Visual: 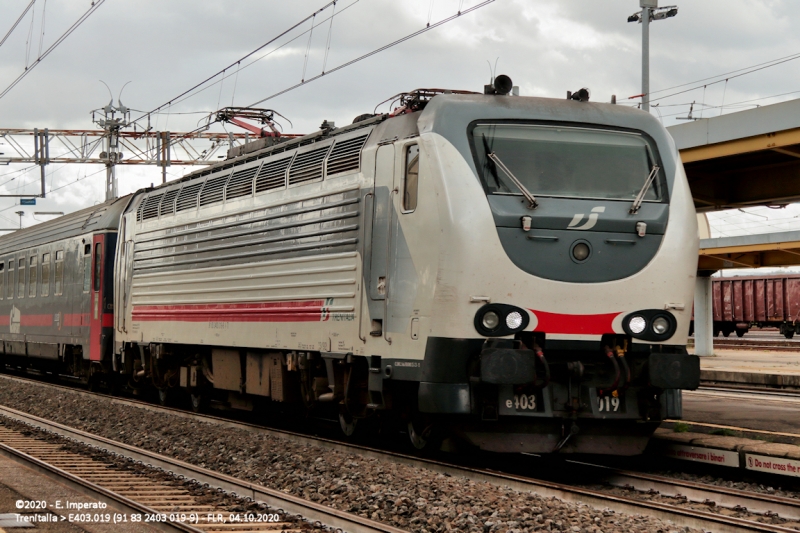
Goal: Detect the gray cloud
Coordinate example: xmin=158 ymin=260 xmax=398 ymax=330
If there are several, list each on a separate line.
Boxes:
xmin=1 ymin=0 xmax=799 ymax=235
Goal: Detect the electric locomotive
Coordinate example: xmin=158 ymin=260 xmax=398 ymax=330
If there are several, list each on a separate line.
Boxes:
xmin=0 ymin=78 xmax=700 ymax=454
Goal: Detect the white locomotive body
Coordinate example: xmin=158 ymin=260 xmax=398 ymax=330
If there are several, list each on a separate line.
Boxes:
xmin=103 ymin=90 xmax=700 ymax=454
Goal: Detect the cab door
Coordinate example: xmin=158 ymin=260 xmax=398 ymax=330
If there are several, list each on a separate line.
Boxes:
xmin=369 ymin=143 xmax=395 ymax=331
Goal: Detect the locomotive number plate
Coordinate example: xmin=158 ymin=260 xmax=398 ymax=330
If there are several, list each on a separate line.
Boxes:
xmin=504 ymin=392 xmax=542 ymax=412
xmin=596 ymin=394 xmax=625 ymax=413
xmin=510 ymin=393 xmax=537 ymax=411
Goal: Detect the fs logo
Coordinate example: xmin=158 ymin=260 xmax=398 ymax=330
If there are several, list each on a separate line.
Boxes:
xmin=567 ymin=206 xmax=605 ymax=231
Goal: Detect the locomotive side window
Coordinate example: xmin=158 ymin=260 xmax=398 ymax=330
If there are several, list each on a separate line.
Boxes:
xmin=17 ymin=258 xmax=24 ymax=299
xmin=28 ymin=255 xmax=37 ymax=298
xmin=403 ymin=144 xmax=419 ymax=212
xmin=54 ymin=250 xmax=63 ymax=296
xmin=41 ymin=253 xmax=50 ymax=297
xmin=0 ymin=262 xmax=4 ymax=300
xmin=93 ymin=243 xmax=102 ymax=292
xmin=7 ymin=261 xmax=13 ymax=299
xmin=83 ymin=244 xmax=91 ymax=292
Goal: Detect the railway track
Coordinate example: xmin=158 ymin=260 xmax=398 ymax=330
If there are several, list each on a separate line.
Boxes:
xmin=0 ymin=402 xmax=406 ymax=533
xmin=689 ymin=337 xmax=800 ymax=351
xmin=0 ymin=373 xmax=799 ymax=532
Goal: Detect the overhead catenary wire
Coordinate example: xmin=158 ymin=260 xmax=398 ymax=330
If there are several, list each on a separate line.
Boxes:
xmin=0 ymin=0 xmax=107 ymax=101
xmin=130 ymin=0 xmax=342 ymax=129
xmin=16 ymin=0 xmax=496 ymax=203
xmin=122 ymin=0 xmax=494 ymax=180
xmin=646 ymin=53 xmax=800 ymax=104
xmin=134 ymin=0 xmax=362 ymax=123
xmin=649 ymin=50 xmax=800 ymax=97
xmin=0 ymin=0 xmax=36 ymax=49
xmin=245 ymin=0 xmax=496 ymax=109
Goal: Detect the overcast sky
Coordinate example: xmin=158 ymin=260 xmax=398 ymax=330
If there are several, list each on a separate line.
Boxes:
xmin=1 ymin=0 xmax=799 ymax=237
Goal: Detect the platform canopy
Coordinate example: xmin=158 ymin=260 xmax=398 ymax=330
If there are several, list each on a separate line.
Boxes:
xmin=668 ymin=99 xmax=800 ymax=212
xmin=698 ymin=230 xmax=800 ymax=272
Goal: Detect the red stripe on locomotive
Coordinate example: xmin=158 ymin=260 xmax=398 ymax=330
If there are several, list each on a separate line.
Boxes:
xmin=132 ymin=300 xmax=328 ymax=323
xmin=530 ymin=309 xmax=621 ymax=335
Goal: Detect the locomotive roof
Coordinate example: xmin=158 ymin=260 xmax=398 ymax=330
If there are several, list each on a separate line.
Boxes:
xmin=0 ymin=195 xmax=130 ymax=255
xmin=138 ymin=113 xmax=388 ymax=196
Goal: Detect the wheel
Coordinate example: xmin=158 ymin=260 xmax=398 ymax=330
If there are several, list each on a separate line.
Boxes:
xmin=190 ymin=392 xmax=204 ymax=413
xmin=339 ymin=409 xmax=358 ymax=438
xmin=158 ymin=388 xmax=169 ymax=406
xmin=786 ymin=331 xmax=795 ymax=340
xmin=407 ymin=418 xmax=441 ymax=452
xmin=87 ymin=374 xmax=100 ymax=393
xmin=735 ymin=329 xmax=746 ymax=338
xmin=722 ymin=330 xmax=731 ymax=338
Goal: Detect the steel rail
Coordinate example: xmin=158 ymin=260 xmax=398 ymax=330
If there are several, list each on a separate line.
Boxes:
xmin=0 ymin=374 xmax=796 ymax=533
xmin=0 ymin=441 xmax=199 ymax=533
xmin=0 ymin=403 xmax=406 ymax=533
xmin=565 ymin=459 xmax=800 ymax=520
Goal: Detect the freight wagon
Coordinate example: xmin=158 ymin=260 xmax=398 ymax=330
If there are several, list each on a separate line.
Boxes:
xmin=693 ymin=275 xmax=800 ymax=338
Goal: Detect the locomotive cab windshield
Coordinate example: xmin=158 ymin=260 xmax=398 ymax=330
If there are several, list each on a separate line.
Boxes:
xmin=471 ymin=123 xmax=665 ymax=203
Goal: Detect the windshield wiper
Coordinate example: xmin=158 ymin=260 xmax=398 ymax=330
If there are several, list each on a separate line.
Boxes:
xmin=487 ymin=152 xmax=538 ymax=209
xmin=629 ymin=165 xmax=660 ymax=214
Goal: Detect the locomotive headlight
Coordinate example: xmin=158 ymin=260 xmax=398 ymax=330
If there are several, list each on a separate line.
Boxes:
xmin=652 ymin=316 xmax=670 ymax=335
xmin=506 ymin=311 xmax=523 ymax=330
xmin=628 ymin=315 xmax=647 ymax=334
xmin=475 ymin=304 xmax=530 ymax=336
xmin=482 ymin=311 xmax=500 ymax=330
xmin=623 ymin=310 xmax=676 ymax=340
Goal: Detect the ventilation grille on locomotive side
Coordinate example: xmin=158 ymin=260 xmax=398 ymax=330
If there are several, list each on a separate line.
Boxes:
xmin=159 ymin=188 xmax=180 ymax=216
xmin=288 ymin=145 xmax=332 ymax=186
xmin=255 ymin=156 xmax=293 ymax=193
xmin=226 ymin=166 xmax=259 ymax=200
xmin=199 ymin=174 xmax=230 ymax=207
xmin=326 ymin=134 xmax=369 ymax=176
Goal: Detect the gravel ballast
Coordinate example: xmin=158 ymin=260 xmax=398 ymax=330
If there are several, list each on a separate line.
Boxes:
xmin=0 ymin=377 xmax=699 ymax=533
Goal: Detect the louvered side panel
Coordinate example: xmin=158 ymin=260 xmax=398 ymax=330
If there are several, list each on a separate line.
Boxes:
xmin=159 ymin=188 xmax=180 ymax=216
xmin=288 ymin=145 xmax=331 ymax=186
xmin=225 ymin=165 xmax=259 ymax=200
xmin=141 ymin=194 xmax=164 ymax=220
xmin=127 ymin=251 xmax=360 ymax=350
xmin=255 ymin=156 xmax=292 ymax=193
xmin=199 ymin=173 xmax=230 ymax=206
xmin=175 ymin=183 xmax=203 ymax=212
xmin=326 ymin=134 xmax=369 ymax=176
xmin=131 ymin=189 xmax=360 ymax=273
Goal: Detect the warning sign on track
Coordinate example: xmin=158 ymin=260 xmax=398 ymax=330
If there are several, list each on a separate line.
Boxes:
xmin=663 ymin=444 xmax=739 ymax=467
xmin=746 ymin=454 xmax=800 ymax=477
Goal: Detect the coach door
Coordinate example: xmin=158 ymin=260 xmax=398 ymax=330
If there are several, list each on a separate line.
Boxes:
xmin=88 ymin=234 xmax=104 ymax=361
xmin=368 ymin=143 xmax=395 ymax=336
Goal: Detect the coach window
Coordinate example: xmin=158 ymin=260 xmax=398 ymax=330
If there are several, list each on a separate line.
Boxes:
xmin=0 ymin=262 xmax=4 ymax=300
xmin=28 ymin=255 xmax=37 ymax=298
xmin=7 ymin=261 xmax=13 ymax=299
xmin=93 ymin=243 xmax=102 ymax=292
xmin=40 ymin=253 xmax=50 ymax=297
xmin=403 ymin=144 xmax=419 ymax=212
xmin=83 ymin=244 xmax=91 ymax=292
xmin=54 ymin=250 xmax=63 ymax=296
xmin=17 ymin=258 xmax=24 ymax=298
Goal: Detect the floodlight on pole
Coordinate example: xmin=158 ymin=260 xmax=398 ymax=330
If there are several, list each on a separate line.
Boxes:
xmin=628 ymin=2 xmax=678 ymax=112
